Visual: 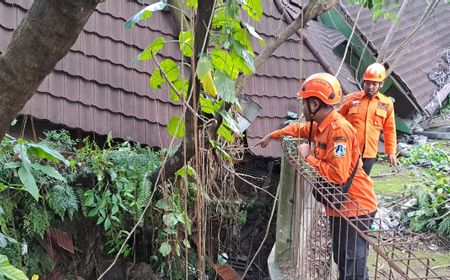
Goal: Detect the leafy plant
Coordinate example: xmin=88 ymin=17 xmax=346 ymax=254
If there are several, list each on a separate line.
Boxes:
xmin=400 ymin=144 xmax=450 ymax=236
xmin=0 ymin=255 xmax=28 ymax=280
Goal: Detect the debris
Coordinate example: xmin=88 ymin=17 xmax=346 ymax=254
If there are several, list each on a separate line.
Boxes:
xmin=420 ymin=119 xmax=450 ymax=130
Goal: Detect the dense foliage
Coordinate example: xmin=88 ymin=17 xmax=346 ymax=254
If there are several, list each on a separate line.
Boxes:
xmin=399 ymin=143 xmax=450 ymax=237
xmin=0 ymin=131 xmax=163 ymax=276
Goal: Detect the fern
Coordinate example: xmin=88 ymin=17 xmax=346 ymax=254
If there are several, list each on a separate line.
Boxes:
xmin=136 ymin=173 xmax=152 ymax=219
xmin=46 ymin=184 xmax=78 ymax=220
xmin=23 ymin=207 xmax=50 ymax=238
xmin=438 ymin=216 xmax=450 ymax=237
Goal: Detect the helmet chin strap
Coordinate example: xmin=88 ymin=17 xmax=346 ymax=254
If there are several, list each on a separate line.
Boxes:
xmin=306 ymin=98 xmax=321 ymax=146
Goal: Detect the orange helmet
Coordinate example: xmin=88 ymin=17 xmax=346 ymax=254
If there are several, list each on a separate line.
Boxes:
xmin=298 ymin=73 xmax=342 ymax=105
xmin=363 ymin=63 xmax=386 ymax=82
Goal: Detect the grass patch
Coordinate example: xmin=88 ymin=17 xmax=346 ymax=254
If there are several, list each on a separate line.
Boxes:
xmin=367 ymin=248 xmax=450 ymax=277
xmin=371 ymin=161 xmax=419 ymax=195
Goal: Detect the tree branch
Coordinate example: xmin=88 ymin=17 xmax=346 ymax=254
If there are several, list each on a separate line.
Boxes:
xmin=235 ymin=0 xmax=339 ymax=95
xmin=0 ymin=0 xmax=100 ymax=138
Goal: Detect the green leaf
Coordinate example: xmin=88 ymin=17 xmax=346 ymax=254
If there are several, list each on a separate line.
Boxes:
xmin=230 ymin=51 xmax=252 ymax=75
xmin=243 ymin=22 xmax=265 ymax=45
xmin=149 ymin=59 xmax=180 ymax=89
xmin=234 ymin=24 xmax=254 ymax=55
xmin=211 ymin=49 xmax=238 ymax=79
xmin=384 ymin=11 xmax=399 ymax=23
xmin=104 ymin=217 xmax=111 ymax=230
xmin=176 ymin=165 xmax=197 ymax=177
xmin=167 ymin=116 xmax=185 ymax=138
xmin=18 ymin=167 xmax=39 ymax=201
xmin=242 ymin=0 xmax=263 ymax=20
xmin=169 ymin=79 xmax=188 ymax=102
xmin=197 ymin=56 xmax=212 ymax=80
xmin=209 ymin=140 xmax=232 ymax=161
xmin=220 ymin=111 xmax=240 ymax=133
xmin=372 ymin=6 xmax=383 ymax=21
xmin=217 ymin=124 xmax=235 ymax=143
xmin=14 ymin=144 xmax=31 ymax=171
xmin=183 ymin=239 xmax=191 ymax=248
xmin=240 ymin=49 xmax=256 ymax=73
xmin=87 ymin=208 xmax=98 ymax=217
xmin=179 ymin=31 xmax=193 ymax=57
xmin=199 ymin=94 xmax=215 ymax=114
xmin=134 ymin=37 xmax=166 ymax=63
xmin=214 ymin=72 xmax=236 ymax=103
xmin=155 ymin=199 xmax=172 ymax=211
xmin=124 ymin=1 xmax=168 ymax=29
xmin=27 ymin=143 xmax=68 ymax=165
xmin=159 ymin=241 xmax=172 ymax=257
xmin=163 ymin=213 xmax=179 ymax=228
xmin=31 ymin=163 xmax=66 ymax=182
xmin=3 ymin=162 xmax=21 ymax=169
xmin=175 ymin=244 xmax=181 ymax=256
xmin=0 ymin=255 xmax=28 ymax=280
xmin=186 ymin=0 xmax=198 ymax=8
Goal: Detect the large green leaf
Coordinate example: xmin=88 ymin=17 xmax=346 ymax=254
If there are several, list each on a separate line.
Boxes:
xmin=13 ymin=144 xmax=31 ymax=171
xmin=163 ymin=213 xmax=179 ymax=228
xmin=230 ymin=51 xmax=252 ymax=75
xmin=217 ymin=124 xmax=235 ymax=143
xmin=149 ymin=59 xmax=180 ymax=89
xmin=159 ymin=241 xmax=172 ymax=257
xmin=134 ymin=37 xmax=166 ymax=63
xmin=167 ymin=116 xmax=185 ymax=138
xmin=186 ymin=0 xmax=198 ymax=8
xmin=211 ymin=50 xmax=238 ymax=79
xmin=31 ymin=163 xmax=66 ymax=182
xmin=176 ymin=165 xmax=197 ymax=177
xmin=199 ymin=94 xmax=215 ymax=114
xmin=18 ymin=167 xmax=39 ymax=201
xmin=214 ymin=72 xmax=236 ymax=103
xmin=220 ymin=111 xmax=240 ymax=133
xmin=169 ymin=79 xmax=188 ymax=102
xmin=179 ymin=31 xmax=193 ymax=57
xmin=27 ymin=143 xmax=68 ymax=165
xmin=242 ymin=0 xmax=262 ymax=20
xmin=0 ymin=255 xmax=28 ymax=280
xmin=124 ymin=1 xmax=168 ymax=29
xmin=197 ymin=56 xmax=212 ymax=80
xmin=234 ymin=25 xmax=254 ymax=56
xmin=233 ymin=43 xmax=255 ymax=73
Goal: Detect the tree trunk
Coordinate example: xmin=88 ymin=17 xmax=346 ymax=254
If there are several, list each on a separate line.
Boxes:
xmin=0 ymin=0 xmax=102 ymax=138
xmin=150 ymin=0 xmax=215 ymax=185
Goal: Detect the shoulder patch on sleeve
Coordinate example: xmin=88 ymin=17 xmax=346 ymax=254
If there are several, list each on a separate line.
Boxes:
xmin=334 ymin=143 xmax=346 ymax=158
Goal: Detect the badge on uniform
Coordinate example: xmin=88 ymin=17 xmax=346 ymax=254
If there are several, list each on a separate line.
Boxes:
xmin=334 ymin=143 xmax=346 ymax=157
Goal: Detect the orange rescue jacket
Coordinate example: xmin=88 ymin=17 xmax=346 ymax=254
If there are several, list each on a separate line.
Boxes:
xmin=339 ymin=91 xmax=397 ymax=158
xmin=271 ymin=110 xmax=377 ymax=217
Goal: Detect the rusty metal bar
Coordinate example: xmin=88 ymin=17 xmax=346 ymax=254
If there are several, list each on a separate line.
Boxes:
xmin=279 ymin=138 xmax=450 ymax=280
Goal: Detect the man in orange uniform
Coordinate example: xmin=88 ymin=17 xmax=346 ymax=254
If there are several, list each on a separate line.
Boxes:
xmin=257 ymin=73 xmax=377 ymax=280
xmin=339 ymin=63 xmax=397 ymax=175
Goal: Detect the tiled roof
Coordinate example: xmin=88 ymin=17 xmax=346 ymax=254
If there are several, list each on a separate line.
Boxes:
xmin=0 ymin=0 xmax=358 ymax=158
xmin=340 ymin=0 xmax=450 ymax=112
xmin=0 ymin=0 xmax=182 ymax=148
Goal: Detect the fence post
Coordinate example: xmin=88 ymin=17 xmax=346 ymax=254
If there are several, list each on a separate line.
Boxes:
xmin=274 ymin=153 xmax=296 ymax=263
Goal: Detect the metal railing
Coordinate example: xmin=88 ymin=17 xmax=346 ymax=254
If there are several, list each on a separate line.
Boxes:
xmin=272 ymin=138 xmax=450 ymax=280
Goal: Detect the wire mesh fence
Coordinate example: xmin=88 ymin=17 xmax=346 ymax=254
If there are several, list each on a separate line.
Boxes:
xmin=276 ymin=138 xmax=450 ymax=280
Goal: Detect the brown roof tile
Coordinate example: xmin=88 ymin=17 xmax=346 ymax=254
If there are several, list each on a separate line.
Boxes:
xmin=0 ymin=0 xmax=350 ymax=158
xmin=340 ymin=0 xmax=450 ymax=112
